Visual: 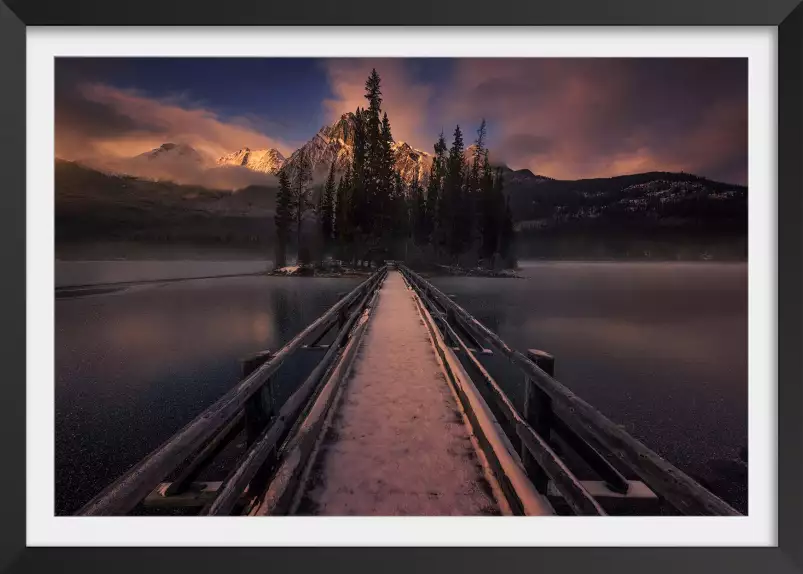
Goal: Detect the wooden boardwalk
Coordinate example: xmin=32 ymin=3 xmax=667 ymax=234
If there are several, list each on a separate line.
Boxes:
xmin=295 ymin=271 xmax=504 ymax=515
xmin=80 ymin=265 xmax=740 ymax=517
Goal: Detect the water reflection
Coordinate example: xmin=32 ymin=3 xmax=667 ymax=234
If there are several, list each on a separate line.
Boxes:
xmin=431 ymin=261 xmax=748 ymax=512
xmin=55 ymin=261 xmax=748 ymax=515
xmin=55 ymin=274 xmax=361 ymax=515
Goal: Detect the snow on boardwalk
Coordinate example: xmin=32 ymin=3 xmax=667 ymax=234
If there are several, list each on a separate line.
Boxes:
xmin=297 ymin=270 xmax=501 ymax=515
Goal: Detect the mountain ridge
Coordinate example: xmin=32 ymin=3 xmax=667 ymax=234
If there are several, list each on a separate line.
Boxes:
xmin=54 ymin=157 xmax=747 ymax=260
xmin=220 ymin=112 xmax=436 ymax=186
xmin=216 ymin=147 xmax=286 ymax=174
xmin=136 ymin=142 xmax=204 ymax=164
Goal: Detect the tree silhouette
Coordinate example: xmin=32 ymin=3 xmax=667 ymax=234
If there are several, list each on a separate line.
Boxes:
xmin=274 ymin=168 xmax=292 ymax=267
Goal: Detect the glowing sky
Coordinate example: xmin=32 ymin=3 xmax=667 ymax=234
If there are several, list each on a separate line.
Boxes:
xmin=55 ymin=57 xmax=747 ymax=184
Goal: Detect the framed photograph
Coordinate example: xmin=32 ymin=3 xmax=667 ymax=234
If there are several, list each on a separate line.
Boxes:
xmin=1 ymin=0 xmax=800 ymax=572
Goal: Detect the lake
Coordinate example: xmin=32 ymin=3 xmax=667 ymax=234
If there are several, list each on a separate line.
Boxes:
xmin=55 ymin=265 xmax=361 ymax=514
xmin=55 ymin=260 xmax=747 ymax=514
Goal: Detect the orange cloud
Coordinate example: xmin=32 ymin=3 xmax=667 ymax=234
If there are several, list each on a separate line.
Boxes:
xmin=323 ymin=59 xmax=435 ymax=151
xmin=57 ymin=83 xmax=293 ymax=165
xmin=55 ymin=83 xmax=295 ymax=189
xmin=444 ymin=58 xmax=746 ymax=183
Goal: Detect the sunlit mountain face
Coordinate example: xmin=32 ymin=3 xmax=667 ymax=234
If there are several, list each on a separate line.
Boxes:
xmin=55 ymin=57 xmax=747 ymax=188
xmin=54 ymin=57 xmax=747 ymax=261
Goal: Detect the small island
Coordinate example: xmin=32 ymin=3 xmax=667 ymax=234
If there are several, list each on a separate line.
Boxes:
xmin=270 ymin=71 xmax=518 ymax=280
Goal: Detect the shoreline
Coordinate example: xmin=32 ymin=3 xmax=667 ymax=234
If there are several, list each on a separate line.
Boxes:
xmin=53 ymin=259 xmax=748 ymax=290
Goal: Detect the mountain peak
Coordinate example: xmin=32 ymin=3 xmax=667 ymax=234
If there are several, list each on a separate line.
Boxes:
xmin=216 ymin=147 xmax=286 ymax=175
xmin=320 ymin=112 xmax=358 ymax=146
xmin=215 ymin=112 xmax=433 ymax=187
xmin=138 ymin=142 xmax=203 ymax=163
xmin=281 ymin=114 xmax=434 ymax=186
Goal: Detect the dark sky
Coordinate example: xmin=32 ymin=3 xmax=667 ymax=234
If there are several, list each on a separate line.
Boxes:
xmin=55 ymin=57 xmax=747 ymax=184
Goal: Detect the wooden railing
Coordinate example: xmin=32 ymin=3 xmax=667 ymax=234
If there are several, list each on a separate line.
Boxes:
xmin=398 ymin=265 xmax=741 ymax=516
xmin=76 ymin=267 xmax=388 ymax=516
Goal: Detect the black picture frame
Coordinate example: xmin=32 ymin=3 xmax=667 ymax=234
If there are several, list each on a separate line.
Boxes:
xmin=0 ymin=1 xmax=799 ymax=572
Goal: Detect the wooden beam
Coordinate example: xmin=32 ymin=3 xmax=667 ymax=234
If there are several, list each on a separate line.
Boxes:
xmin=416 ymin=287 xmax=628 ymax=506
xmin=200 ymin=273 xmax=386 ymax=516
xmin=253 ymin=304 xmax=375 ymax=516
xmin=527 ymin=349 xmax=555 ymax=377
xmin=550 ymin=416 xmax=630 ymax=495
xmin=517 ymin=422 xmax=606 ymax=516
xmin=522 ymin=375 xmax=553 ymax=493
xmin=402 ymin=291 xmax=629 ymax=502
xmin=547 ymin=480 xmax=656 ymax=500
xmin=405 ymin=274 xmax=554 ymax=516
xmin=545 ymin=480 xmax=660 ymax=515
xmin=307 ymin=320 xmax=337 ymax=348
xmin=163 ymin=411 xmax=244 ymax=497
xmin=242 ymin=351 xmax=274 ymax=446
xmin=77 ymin=267 xmax=387 ymax=516
xmin=399 ymin=265 xmax=740 ymax=517
xmin=145 ymin=482 xmax=248 ymax=508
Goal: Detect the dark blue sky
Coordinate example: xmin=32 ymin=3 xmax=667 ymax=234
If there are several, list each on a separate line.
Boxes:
xmin=57 ymin=58 xmax=455 ymax=145
xmin=55 ymin=57 xmax=748 ymax=184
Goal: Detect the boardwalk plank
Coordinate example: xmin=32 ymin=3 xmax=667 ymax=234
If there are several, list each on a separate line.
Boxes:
xmin=300 ymin=271 xmax=501 ymax=516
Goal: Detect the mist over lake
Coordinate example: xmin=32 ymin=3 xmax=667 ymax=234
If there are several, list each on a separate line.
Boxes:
xmin=55 ymin=259 xmax=747 ymax=514
xmin=431 ymin=261 xmax=748 ymax=511
xmin=52 ymin=58 xmax=749 ymax=520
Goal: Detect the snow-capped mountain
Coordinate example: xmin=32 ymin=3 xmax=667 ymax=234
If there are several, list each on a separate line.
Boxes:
xmin=216 ymin=147 xmax=286 ymax=174
xmin=282 ymin=128 xmax=353 ymax=181
xmin=136 ymin=143 xmax=204 ymax=164
xmin=392 ymin=141 xmax=432 ymax=184
xmin=223 ymin=113 xmax=434 ymax=186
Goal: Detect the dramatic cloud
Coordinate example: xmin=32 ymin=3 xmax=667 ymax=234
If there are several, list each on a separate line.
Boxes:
xmin=99 ymin=155 xmax=279 ymax=190
xmin=54 ymin=58 xmax=747 ymax=186
xmin=323 ymin=59 xmax=436 ymax=149
xmin=442 ymin=58 xmax=747 ymax=183
xmin=55 ymin=82 xmax=292 ymax=188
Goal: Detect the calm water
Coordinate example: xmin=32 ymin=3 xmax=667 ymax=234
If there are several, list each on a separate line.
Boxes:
xmin=431 ymin=261 xmax=748 ymax=512
xmin=55 ymin=260 xmax=747 ymax=514
xmin=55 ymin=267 xmax=361 ymax=514
xmin=55 ymin=259 xmax=272 ymax=288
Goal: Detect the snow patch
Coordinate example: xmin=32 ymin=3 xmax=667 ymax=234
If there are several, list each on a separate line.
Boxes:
xmin=303 ymin=271 xmax=499 ymax=515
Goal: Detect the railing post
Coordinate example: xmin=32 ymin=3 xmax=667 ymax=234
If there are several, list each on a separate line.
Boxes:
xmin=240 ymin=350 xmax=280 ymax=504
xmin=242 ymin=350 xmax=275 ymax=445
xmin=522 ymin=349 xmax=555 ymax=493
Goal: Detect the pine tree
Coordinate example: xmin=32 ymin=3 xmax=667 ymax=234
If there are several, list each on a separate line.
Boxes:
xmin=451 ymin=119 xmax=485 ymax=261
xmin=410 ymin=169 xmax=426 ymax=245
xmin=363 ymin=69 xmax=383 ymax=238
xmin=364 ymin=69 xmax=383 ymax=137
xmin=291 ymin=147 xmax=313 ymax=263
xmin=391 ymin=170 xmax=408 ymax=242
xmin=444 ymin=125 xmax=466 ymax=259
xmin=349 ymin=107 xmax=367 ymax=244
xmin=274 ymin=168 xmax=292 ymax=268
xmin=377 ymin=111 xmax=395 ymax=246
xmin=470 ymin=119 xmax=487 ymax=193
xmin=380 ymin=113 xmax=395 ymax=183
xmin=319 ymin=159 xmax=336 ymax=253
xmin=478 ymin=150 xmax=500 ymax=262
xmin=426 ymin=132 xmax=447 ymax=250
xmin=460 ymin=164 xmax=476 ymax=260
xmin=335 ymin=163 xmax=351 ymax=249
xmin=497 ymin=167 xmax=515 ymax=267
